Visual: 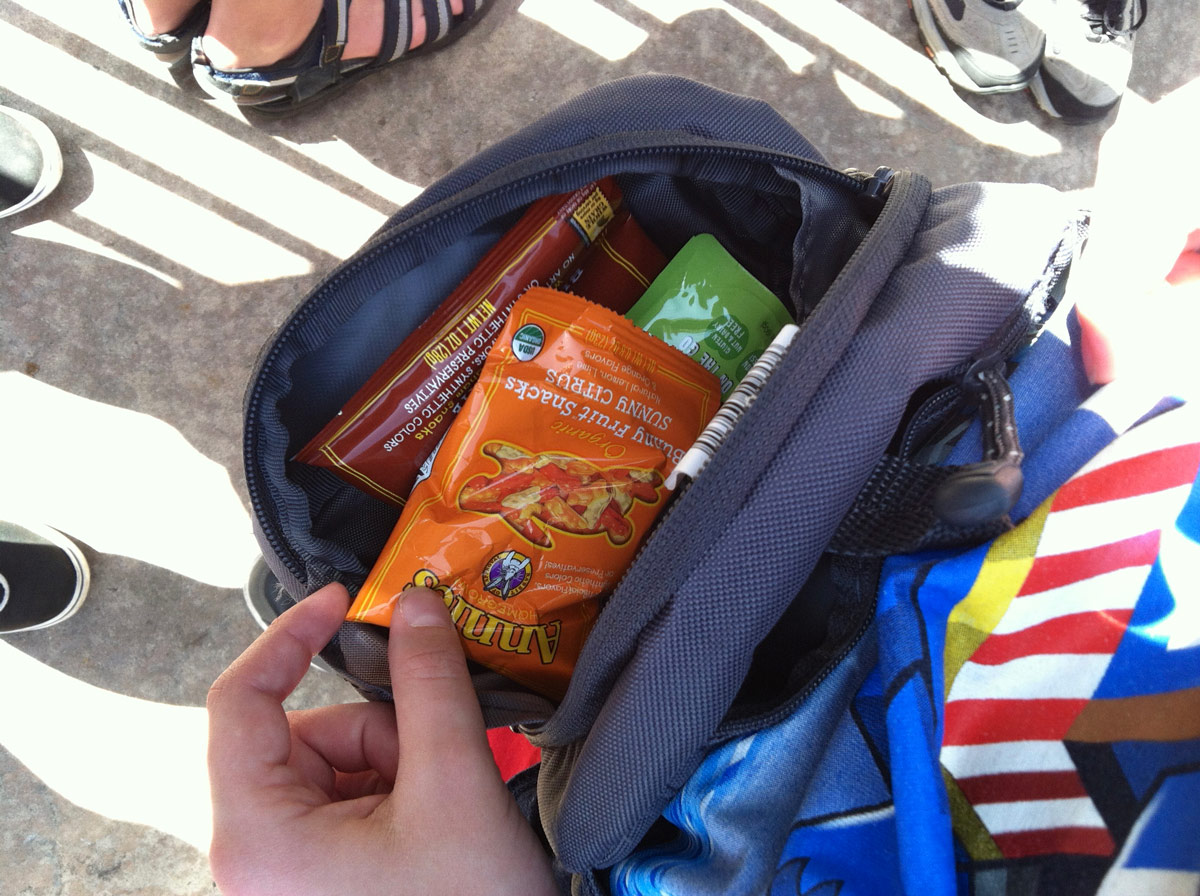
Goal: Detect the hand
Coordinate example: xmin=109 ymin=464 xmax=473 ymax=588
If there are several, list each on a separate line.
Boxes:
xmin=1077 ymin=228 xmax=1200 ymax=387
xmin=1074 ymin=80 xmax=1200 ymax=387
xmin=207 ymin=583 xmax=558 ymax=896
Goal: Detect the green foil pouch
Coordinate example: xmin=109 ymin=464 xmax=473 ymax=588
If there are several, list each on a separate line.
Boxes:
xmin=625 ymin=234 xmax=794 ymax=396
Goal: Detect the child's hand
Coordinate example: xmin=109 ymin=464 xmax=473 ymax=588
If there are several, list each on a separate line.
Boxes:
xmin=206 ymin=583 xmax=558 ymax=896
xmin=1078 ymin=228 xmax=1200 ymax=387
xmin=1074 ymin=80 xmax=1200 ymax=389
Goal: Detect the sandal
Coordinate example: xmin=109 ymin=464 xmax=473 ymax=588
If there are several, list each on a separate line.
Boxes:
xmin=116 ymin=0 xmax=211 ymax=61
xmin=191 ymin=0 xmax=490 ymax=118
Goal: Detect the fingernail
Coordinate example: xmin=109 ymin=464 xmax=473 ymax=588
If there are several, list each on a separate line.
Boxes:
xmin=401 ymin=589 xmax=450 ymax=628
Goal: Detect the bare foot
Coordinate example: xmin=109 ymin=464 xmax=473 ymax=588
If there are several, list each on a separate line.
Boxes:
xmin=199 ymin=0 xmax=465 ymax=71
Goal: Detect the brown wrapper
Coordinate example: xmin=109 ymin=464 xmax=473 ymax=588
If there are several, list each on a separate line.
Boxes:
xmin=566 ymin=207 xmax=668 ymax=313
xmin=294 ymin=179 xmax=624 ymax=506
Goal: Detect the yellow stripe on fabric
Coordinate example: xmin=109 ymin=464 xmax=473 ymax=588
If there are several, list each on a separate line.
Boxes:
xmin=943 ymin=498 xmax=1053 ymax=697
xmin=942 ymin=765 xmax=1004 ymax=861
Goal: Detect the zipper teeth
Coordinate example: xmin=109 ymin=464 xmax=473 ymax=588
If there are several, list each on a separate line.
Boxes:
xmin=900 ymin=384 xmax=962 ymax=457
xmin=246 ymin=145 xmax=872 ymax=587
xmin=320 ymin=145 xmax=864 ymax=298
xmin=243 ymin=445 xmax=305 ymax=584
xmin=944 ymin=215 xmax=1081 ymax=385
xmin=367 ymin=145 xmax=865 ymax=253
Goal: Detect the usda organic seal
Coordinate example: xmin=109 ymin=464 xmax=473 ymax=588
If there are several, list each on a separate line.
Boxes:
xmin=512 ymin=324 xmax=545 ymax=361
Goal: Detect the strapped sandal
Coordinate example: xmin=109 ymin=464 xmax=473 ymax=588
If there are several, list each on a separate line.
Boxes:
xmin=191 ymin=0 xmax=490 ymax=118
xmin=116 ymin=0 xmax=210 ymax=61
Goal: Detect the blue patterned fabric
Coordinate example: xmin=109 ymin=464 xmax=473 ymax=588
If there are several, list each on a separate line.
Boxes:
xmin=612 ymin=310 xmax=1200 ymax=896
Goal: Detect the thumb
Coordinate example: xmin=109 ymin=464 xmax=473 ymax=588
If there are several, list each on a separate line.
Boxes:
xmin=387 ymin=587 xmax=498 ymax=783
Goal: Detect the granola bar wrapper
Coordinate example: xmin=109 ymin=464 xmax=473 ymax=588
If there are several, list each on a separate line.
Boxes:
xmin=294 ymin=179 xmax=624 ymax=507
xmin=565 ymin=206 xmax=667 ymax=313
xmin=348 ymin=287 xmax=721 ymax=700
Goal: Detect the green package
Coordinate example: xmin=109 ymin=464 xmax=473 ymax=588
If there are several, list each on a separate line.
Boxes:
xmin=625 ymin=234 xmax=794 ymax=397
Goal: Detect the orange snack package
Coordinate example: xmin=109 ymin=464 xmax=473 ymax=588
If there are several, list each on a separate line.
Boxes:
xmin=347 ymin=287 xmax=722 ymax=700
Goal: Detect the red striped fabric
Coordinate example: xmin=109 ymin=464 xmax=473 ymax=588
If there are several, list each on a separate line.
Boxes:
xmin=1017 ymin=530 xmax=1161 ymax=596
xmin=956 ymin=770 xmax=1088 ymax=804
xmin=991 ymin=826 xmax=1115 ymax=858
xmin=1053 ymin=444 xmax=1200 ymax=511
xmin=943 ymin=698 xmax=1088 ymax=746
xmin=968 ymin=610 xmax=1134 ymax=666
xmin=941 ymin=430 xmax=1200 ymax=864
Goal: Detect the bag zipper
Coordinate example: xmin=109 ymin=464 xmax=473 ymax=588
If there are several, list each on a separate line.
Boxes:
xmin=346 ymin=144 xmax=879 ymax=272
xmin=902 ymin=199 xmax=1083 ymax=470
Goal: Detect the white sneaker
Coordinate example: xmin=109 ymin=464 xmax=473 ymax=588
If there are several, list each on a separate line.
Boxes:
xmin=1031 ymin=0 xmax=1147 ymax=121
xmin=911 ymin=0 xmax=1051 ymax=94
xmin=0 ymin=106 xmax=63 ymax=219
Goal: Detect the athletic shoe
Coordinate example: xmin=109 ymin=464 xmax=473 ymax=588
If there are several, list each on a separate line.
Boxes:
xmin=244 ymin=557 xmax=332 ymax=670
xmin=1031 ymin=0 xmax=1147 ymax=121
xmin=911 ymin=0 xmax=1051 ymax=94
xmin=0 ymin=521 xmax=89 ymax=634
xmin=243 ymin=556 xmax=293 ymax=631
xmin=0 ymin=106 xmax=63 ymax=219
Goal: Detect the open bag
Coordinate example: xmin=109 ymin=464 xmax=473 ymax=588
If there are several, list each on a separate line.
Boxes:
xmin=242 ymin=75 xmax=1112 ymax=892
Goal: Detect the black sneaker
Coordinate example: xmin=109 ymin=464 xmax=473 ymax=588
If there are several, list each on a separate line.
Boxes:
xmin=0 ymin=521 xmax=90 ymax=634
xmin=1031 ymin=0 xmax=1147 ymax=121
xmin=0 ymin=106 xmax=63 ymax=219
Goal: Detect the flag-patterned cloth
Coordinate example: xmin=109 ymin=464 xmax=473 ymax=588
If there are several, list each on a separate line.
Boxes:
xmin=941 ymin=404 xmax=1200 ymax=886
xmin=610 ymin=340 xmax=1199 ymax=895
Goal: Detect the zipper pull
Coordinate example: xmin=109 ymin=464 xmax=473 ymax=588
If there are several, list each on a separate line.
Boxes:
xmin=846 ymin=166 xmax=894 ymax=206
xmin=932 ymin=360 xmax=1024 ymax=527
xmin=861 ymin=166 xmax=894 ymax=202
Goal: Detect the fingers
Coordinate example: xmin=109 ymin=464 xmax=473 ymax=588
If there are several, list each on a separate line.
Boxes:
xmin=1080 ymin=235 xmax=1200 ymax=386
xmin=387 ymin=588 xmax=498 ymax=783
xmin=1077 ymin=306 xmax=1117 ymax=386
xmin=208 ymin=583 xmax=351 ymax=799
xmin=1167 ymin=231 xmax=1200 ymax=285
xmin=288 ymin=701 xmax=399 ymax=791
